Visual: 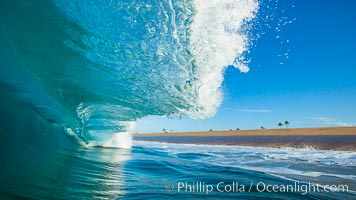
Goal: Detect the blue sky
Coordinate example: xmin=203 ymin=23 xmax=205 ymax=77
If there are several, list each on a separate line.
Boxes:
xmin=135 ymin=0 xmax=356 ymax=133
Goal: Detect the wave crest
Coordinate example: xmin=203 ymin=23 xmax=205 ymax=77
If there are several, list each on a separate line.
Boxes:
xmin=188 ymin=0 xmax=259 ymax=118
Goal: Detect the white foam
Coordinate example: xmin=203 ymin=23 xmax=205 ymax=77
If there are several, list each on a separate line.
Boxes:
xmin=99 ymin=121 xmax=136 ymax=149
xmin=87 ymin=121 xmax=136 ymax=149
xmin=100 ymin=132 xmax=133 ymax=149
xmin=188 ymin=0 xmax=259 ymax=118
xmin=134 ymin=141 xmax=356 ymax=167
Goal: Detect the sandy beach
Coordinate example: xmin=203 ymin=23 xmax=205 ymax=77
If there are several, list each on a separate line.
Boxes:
xmin=134 ymin=127 xmax=356 ymax=151
xmin=135 ymin=126 xmax=356 ymax=136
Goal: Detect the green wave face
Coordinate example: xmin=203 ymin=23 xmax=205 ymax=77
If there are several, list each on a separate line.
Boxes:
xmin=0 ymin=0 xmax=258 ymax=146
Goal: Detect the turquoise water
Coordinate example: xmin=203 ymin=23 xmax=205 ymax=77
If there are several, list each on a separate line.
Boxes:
xmin=0 ymin=0 xmax=355 ymax=199
xmin=1 ymin=136 xmax=355 ymax=199
xmin=0 ymin=0 xmax=258 ymax=144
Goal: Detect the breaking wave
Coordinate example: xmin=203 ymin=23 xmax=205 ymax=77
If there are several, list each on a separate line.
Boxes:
xmin=0 ymin=0 xmax=258 ymax=147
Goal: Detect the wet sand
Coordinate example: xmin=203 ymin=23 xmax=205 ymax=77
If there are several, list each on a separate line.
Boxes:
xmin=134 ymin=127 xmax=356 ymax=151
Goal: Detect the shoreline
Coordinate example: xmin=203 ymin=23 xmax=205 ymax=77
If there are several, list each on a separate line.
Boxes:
xmin=134 ymin=127 xmax=356 ymax=151
xmin=134 ymin=126 xmax=356 ymax=137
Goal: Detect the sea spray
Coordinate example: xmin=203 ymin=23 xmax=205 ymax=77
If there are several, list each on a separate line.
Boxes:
xmin=188 ymin=0 xmax=259 ymax=119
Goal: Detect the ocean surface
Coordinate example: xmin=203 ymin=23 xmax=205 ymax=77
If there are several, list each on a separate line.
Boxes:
xmin=134 ymin=135 xmax=356 ymax=151
xmin=1 ymin=139 xmax=355 ymax=199
xmin=0 ymin=0 xmax=355 ymax=199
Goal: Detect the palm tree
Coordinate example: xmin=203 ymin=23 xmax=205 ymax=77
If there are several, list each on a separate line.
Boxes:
xmin=284 ymin=121 xmax=289 ymax=129
xmin=278 ymin=122 xmax=283 ymax=129
xmin=261 ymin=126 xmax=265 ymax=130
xmin=162 ymin=128 xmax=166 ymax=133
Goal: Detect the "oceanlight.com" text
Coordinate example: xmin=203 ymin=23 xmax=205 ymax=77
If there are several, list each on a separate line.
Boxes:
xmin=165 ymin=181 xmax=349 ymax=195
